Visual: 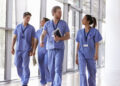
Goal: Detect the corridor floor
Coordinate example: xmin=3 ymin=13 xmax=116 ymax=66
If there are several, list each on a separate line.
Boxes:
xmin=0 ymin=68 xmax=120 ymax=86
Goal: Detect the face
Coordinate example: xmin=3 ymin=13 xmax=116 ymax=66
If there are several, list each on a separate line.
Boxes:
xmin=40 ymin=19 xmax=46 ymax=27
xmin=23 ymin=15 xmax=31 ymax=24
xmin=82 ymin=16 xmax=89 ymax=25
xmin=53 ymin=9 xmax=62 ymax=19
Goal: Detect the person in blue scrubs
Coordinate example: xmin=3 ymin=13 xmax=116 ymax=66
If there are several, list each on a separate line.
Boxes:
xmin=40 ymin=6 xmax=70 ymax=86
xmin=11 ymin=12 xmax=35 ymax=86
xmin=76 ymin=14 xmax=102 ymax=86
xmin=33 ymin=17 xmax=51 ymax=86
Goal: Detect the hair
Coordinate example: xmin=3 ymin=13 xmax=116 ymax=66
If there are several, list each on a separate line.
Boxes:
xmin=52 ymin=6 xmax=61 ymax=16
xmin=23 ymin=12 xmax=32 ymax=17
xmin=43 ymin=17 xmax=50 ymax=22
xmin=85 ymin=14 xmax=97 ymax=28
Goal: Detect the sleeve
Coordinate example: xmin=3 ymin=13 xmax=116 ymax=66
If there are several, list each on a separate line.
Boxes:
xmin=14 ymin=26 xmax=18 ymax=35
xmin=64 ymin=22 xmax=70 ymax=33
xmin=94 ymin=30 xmax=102 ymax=43
xmin=76 ymin=30 xmax=80 ymax=42
xmin=43 ymin=22 xmax=48 ymax=32
xmin=35 ymin=32 xmax=38 ymax=40
xmin=32 ymin=27 xmax=36 ymax=38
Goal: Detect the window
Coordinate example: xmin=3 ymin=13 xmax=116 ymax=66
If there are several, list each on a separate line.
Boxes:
xmin=0 ymin=0 xmax=6 ymax=27
xmin=0 ymin=29 xmax=5 ymax=81
xmin=68 ymin=0 xmax=80 ymax=7
xmin=67 ymin=7 xmax=80 ymax=71
xmin=0 ymin=0 xmax=6 ymax=81
xmin=46 ymin=0 xmax=63 ymax=20
xmin=11 ymin=0 xmax=41 ymax=79
xmin=26 ymin=0 xmax=41 ymax=30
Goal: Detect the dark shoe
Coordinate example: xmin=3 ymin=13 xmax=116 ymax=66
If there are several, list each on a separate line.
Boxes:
xmin=22 ymin=85 xmax=27 ymax=86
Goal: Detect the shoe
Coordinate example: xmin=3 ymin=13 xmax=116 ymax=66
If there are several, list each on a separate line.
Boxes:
xmin=22 ymin=85 xmax=27 ymax=86
xmin=40 ymin=84 xmax=46 ymax=86
xmin=47 ymin=82 xmax=52 ymax=86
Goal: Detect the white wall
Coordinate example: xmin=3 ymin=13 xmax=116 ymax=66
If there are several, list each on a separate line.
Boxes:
xmin=105 ymin=0 xmax=120 ymax=70
xmin=103 ymin=0 xmax=120 ymax=85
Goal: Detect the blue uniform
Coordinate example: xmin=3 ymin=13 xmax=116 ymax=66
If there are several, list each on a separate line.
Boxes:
xmin=35 ymin=28 xmax=51 ymax=85
xmin=14 ymin=23 xmax=35 ymax=85
xmin=76 ymin=28 xmax=102 ymax=86
xmin=44 ymin=20 xmax=69 ymax=86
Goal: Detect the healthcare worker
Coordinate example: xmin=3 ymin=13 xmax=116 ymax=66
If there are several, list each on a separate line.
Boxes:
xmin=11 ymin=12 xmax=35 ymax=86
xmin=33 ymin=17 xmax=51 ymax=86
xmin=76 ymin=14 xmax=102 ymax=86
xmin=40 ymin=6 xmax=70 ymax=86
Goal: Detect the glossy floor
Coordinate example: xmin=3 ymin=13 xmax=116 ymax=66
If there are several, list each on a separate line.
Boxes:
xmin=0 ymin=68 xmax=120 ymax=86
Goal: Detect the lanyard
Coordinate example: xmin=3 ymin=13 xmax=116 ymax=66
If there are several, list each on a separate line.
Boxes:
xmin=21 ymin=24 xmax=29 ymax=38
xmin=21 ymin=24 xmax=29 ymax=34
xmin=84 ymin=29 xmax=91 ymax=42
xmin=52 ymin=20 xmax=60 ymax=30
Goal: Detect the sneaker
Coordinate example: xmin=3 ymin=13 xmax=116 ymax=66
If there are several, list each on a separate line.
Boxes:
xmin=40 ymin=83 xmax=46 ymax=86
xmin=47 ymin=82 xmax=52 ymax=86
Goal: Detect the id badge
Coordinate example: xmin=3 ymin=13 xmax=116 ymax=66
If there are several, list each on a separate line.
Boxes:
xmin=83 ymin=44 xmax=88 ymax=47
xmin=52 ymin=31 xmax=55 ymax=37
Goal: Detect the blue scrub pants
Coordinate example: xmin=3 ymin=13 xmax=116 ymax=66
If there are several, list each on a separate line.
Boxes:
xmin=78 ymin=52 xmax=96 ymax=86
xmin=38 ymin=52 xmax=47 ymax=85
xmin=14 ymin=50 xmax=30 ymax=85
xmin=44 ymin=53 xmax=52 ymax=82
xmin=48 ymin=49 xmax=64 ymax=86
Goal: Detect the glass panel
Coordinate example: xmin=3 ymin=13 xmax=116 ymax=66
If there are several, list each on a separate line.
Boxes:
xmin=11 ymin=0 xmax=40 ymax=79
xmin=67 ymin=9 xmax=80 ymax=71
xmin=97 ymin=22 xmax=105 ymax=68
xmin=26 ymin=0 xmax=40 ymax=77
xmin=67 ymin=9 xmax=75 ymax=70
xmin=0 ymin=0 xmax=6 ymax=81
xmin=26 ymin=0 xmax=41 ymax=30
xmin=82 ymin=0 xmax=91 ymax=14
xmin=0 ymin=0 xmax=6 ymax=27
xmin=11 ymin=31 xmax=19 ymax=80
xmin=74 ymin=11 xmax=79 ymax=70
xmin=68 ymin=0 xmax=80 ymax=7
xmin=91 ymin=0 xmax=99 ymax=18
xmin=46 ymin=0 xmax=63 ymax=20
xmin=12 ymin=0 xmax=16 ymax=28
xmin=0 ymin=29 xmax=5 ymax=81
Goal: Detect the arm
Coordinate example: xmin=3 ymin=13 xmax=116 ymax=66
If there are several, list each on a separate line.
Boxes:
xmin=94 ymin=42 xmax=99 ymax=60
xmin=31 ymin=37 xmax=35 ymax=50
xmin=29 ymin=37 xmax=35 ymax=56
xmin=11 ymin=35 xmax=17 ymax=55
xmin=60 ymin=32 xmax=70 ymax=40
xmin=40 ymin=30 xmax=47 ymax=47
xmin=54 ymin=32 xmax=70 ymax=41
xmin=33 ymin=39 xmax=38 ymax=56
xmin=76 ymin=43 xmax=79 ymax=65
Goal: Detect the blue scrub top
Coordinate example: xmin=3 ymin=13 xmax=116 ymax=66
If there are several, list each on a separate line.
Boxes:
xmin=14 ymin=23 xmax=35 ymax=51
xmin=44 ymin=20 xmax=70 ymax=50
xmin=76 ymin=28 xmax=102 ymax=59
xmin=35 ymin=28 xmax=47 ymax=54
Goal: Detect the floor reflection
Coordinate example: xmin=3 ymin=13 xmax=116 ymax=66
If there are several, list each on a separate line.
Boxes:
xmin=1 ymin=68 xmax=119 ymax=86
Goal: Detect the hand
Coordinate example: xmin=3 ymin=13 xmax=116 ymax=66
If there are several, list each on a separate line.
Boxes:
xmin=94 ymin=54 xmax=98 ymax=61
xmin=33 ymin=50 xmax=36 ymax=56
xmin=29 ymin=50 xmax=33 ymax=56
xmin=76 ymin=53 xmax=79 ymax=65
xmin=54 ymin=35 xmax=61 ymax=42
xmin=11 ymin=48 xmax=15 ymax=55
xmin=40 ymin=42 xmax=44 ymax=47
